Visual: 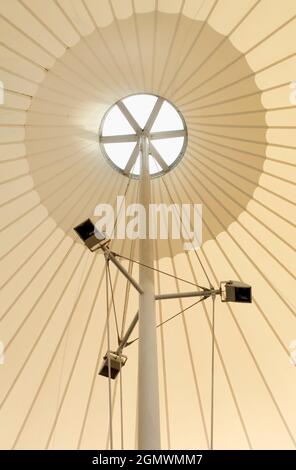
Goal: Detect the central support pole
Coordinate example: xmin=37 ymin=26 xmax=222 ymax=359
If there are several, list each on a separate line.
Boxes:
xmin=138 ymin=135 xmax=161 ymax=449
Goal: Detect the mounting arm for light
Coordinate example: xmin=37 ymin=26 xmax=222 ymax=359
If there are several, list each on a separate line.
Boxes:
xmin=74 ymin=219 xmax=143 ymax=294
xmin=155 ymin=281 xmax=252 ymax=303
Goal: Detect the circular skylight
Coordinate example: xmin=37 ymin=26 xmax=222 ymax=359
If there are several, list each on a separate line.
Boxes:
xmin=99 ymin=94 xmax=187 ymax=177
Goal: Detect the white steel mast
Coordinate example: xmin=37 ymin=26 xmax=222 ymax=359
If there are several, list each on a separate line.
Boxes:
xmin=137 ymin=134 xmax=161 ymax=449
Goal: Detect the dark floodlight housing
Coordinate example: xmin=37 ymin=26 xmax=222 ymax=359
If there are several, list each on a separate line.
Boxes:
xmin=73 ymin=218 xmax=109 ymax=251
xmin=99 ymin=352 xmax=127 ymax=380
xmin=220 ymin=281 xmax=252 ymax=303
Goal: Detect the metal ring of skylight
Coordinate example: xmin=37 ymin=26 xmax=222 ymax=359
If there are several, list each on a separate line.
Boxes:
xmin=99 ymin=93 xmax=188 ymax=178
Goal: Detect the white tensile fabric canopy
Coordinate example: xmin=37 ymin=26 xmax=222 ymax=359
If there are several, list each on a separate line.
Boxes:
xmin=0 ymin=0 xmax=295 ymax=450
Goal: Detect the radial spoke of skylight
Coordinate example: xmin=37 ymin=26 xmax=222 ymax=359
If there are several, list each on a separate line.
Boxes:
xmin=104 ymin=142 xmax=137 ymax=170
xmin=131 ymin=155 xmax=141 ymax=176
xmin=149 ymin=143 xmax=169 ymax=171
xmin=102 ymin=105 xmax=136 ymax=136
xmin=145 ymin=97 xmax=164 ymax=132
xmin=149 ymin=155 xmax=162 ymax=174
xmin=117 ymin=101 xmax=141 ymax=133
xmin=151 ymin=100 xmax=184 ymax=132
xmin=152 ymin=137 xmax=184 ymax=166
xmin=122 ymin=94 xmax=158 ymax=128
xmin=150 ymin=130 xmax=186 ymax=140
xmin=100 ymin=134 xmax=138 ymax=144
xmin=124 ymin=144 xmax=140 ymax=174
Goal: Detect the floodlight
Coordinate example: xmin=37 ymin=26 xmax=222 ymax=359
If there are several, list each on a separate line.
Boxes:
xmin=99 ymin=351 xmax=127 ymax=379
xmin=73 ymin=218 xmax=109 ymax=251
xmin=220 ymin=281 xmax=252 ymax=303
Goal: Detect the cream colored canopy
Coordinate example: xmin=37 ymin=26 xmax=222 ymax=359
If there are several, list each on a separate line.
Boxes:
xmin=0 ymin=0 xmax=295 ymax=450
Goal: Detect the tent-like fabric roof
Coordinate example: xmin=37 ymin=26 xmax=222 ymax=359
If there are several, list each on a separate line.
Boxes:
xmin=0 ymin=0 xmax=295 ymax=450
